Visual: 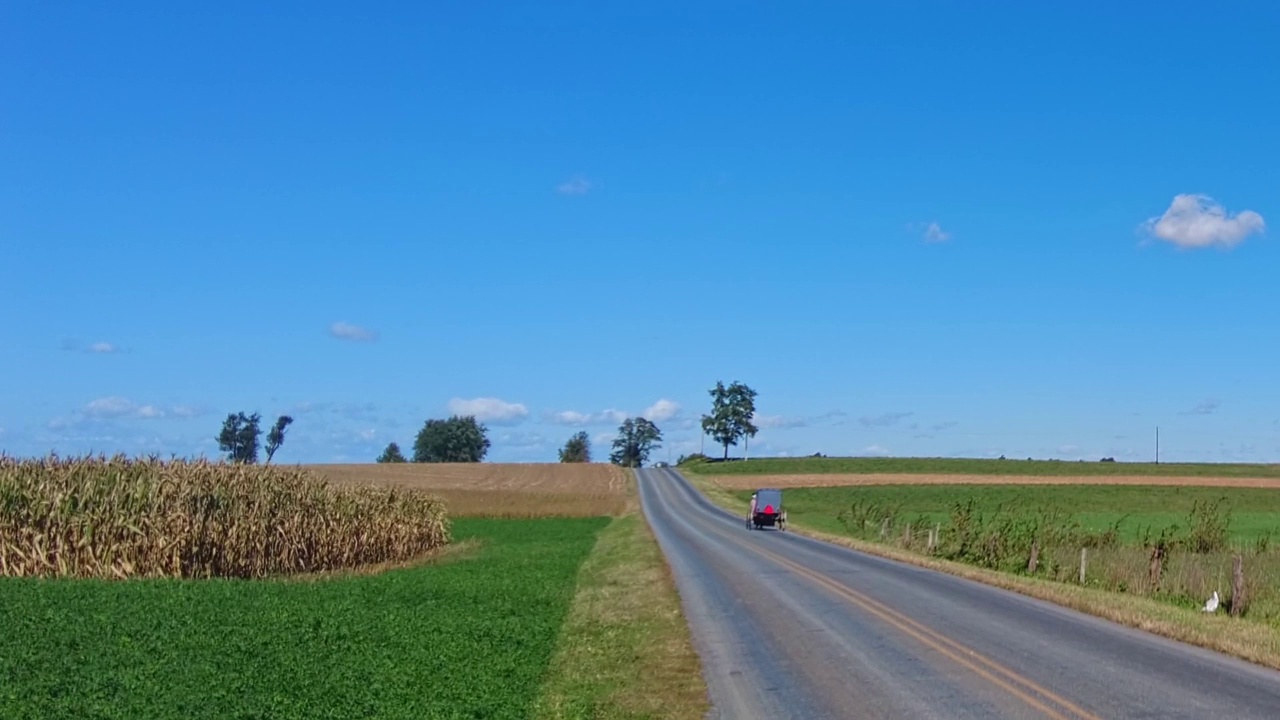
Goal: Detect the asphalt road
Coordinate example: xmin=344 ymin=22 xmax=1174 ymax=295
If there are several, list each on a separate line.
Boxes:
xmin=637 ymin=467 xmax=1280 ymax=719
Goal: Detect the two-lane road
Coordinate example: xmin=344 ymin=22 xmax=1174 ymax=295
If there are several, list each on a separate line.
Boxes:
xmin=637 ymin=468 xmax=1280 ymax=719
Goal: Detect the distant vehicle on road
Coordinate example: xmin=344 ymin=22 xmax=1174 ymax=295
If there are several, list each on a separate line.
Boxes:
xmin=747 ymin=488 xmax=786 ymax=530
xmin=654 ymin=461 xmax=669 ymax=468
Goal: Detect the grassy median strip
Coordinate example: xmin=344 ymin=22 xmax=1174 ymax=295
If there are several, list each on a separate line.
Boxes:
xmin=0 ymin=517 xmax=605 ymax=720
xmin=686 ymin=474 xmax=1280 ymax=672
xmin=533 ymin=513 xmax=709 ymax=720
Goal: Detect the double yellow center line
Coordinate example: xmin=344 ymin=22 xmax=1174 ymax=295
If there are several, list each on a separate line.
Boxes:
xmin=696 ymin=506 xmax=1103 ymax=720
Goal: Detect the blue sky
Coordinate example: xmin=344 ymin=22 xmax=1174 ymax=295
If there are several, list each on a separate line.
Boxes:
xmin=3 ymin=2 xmax=1278 ymax=464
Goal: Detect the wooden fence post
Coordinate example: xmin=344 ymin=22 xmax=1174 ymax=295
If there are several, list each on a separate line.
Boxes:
xmin=1148 ymin=544 xmax=1164 ymax=591
xmin=1027 ymin=539 xmax=1040 ymax=574
xmin=1079 ymin=548 xmax=1088 ymax=584
xmin=1232 ymin=554 xmax=1246 ymax=617
xmin=903 ymin=523 xmax=912 ymax=547
xmin=881 ymin=518 xmax=889 ymax=539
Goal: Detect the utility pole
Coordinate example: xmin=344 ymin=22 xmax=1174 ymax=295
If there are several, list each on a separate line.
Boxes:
xmin=1156 ymin=426 xmax=1160 ymax=464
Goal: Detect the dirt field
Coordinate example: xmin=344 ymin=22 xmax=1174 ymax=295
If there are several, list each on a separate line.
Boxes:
xmin=703 ymin=472 xmax=1280 ymax=490
xmin=308 ymin=463 xmax=631 ymax=517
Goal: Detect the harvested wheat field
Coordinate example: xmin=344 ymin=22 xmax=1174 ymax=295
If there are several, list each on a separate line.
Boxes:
xmin=703 ymin=472 xmax=1280 ymax=491
xmin=309 ymin=463 xmax=631 ymax=517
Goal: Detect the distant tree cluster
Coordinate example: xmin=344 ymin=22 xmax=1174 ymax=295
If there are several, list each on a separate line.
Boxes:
xmin=559 ymin=431 xmax=591 ymax=463
xmin=610 ymin=417 xmax=662 ymax=468
xmin=701 ymin=380 xmax=758 ymax=460
xmin=217 ymin=412 xmax=293 ymax=464
xmin=376 ymin=442 xmax=407 ymax=463
xmin=376 ymin=415 xmax=491 ymax=464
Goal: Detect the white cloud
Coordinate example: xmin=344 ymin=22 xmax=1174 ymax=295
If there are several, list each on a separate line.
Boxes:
xmin=59 ymin=397 xmax=198 ymax=426
xmin=858 ymin=412 xmax=914 ymax=428
xmin=547 ymin=408 xmax=630 ymax=426
xmin=547 ymin=400 xmax=682 ymax=428
xmin=642 ymin=399 xmax=681 ymax=423
xmin=752 ymin=413 xmax=807 ymax=429
xmin=498 ymin=431 xmax=546 ymax=450
xmin=1140 ymin=194 xmax=1264 ymax=249
xmin=1182 ymin=398 xmax=1220 ymax=416
xmin=907 ymin=221 xmax=951 ymax=243
xmin=170 ymin=405 xmax=206 ymax=419
xmin=923 ymin=221 xmax=951 ymax=243
xmin=552 ymin=411 xmax=593 ymax=425
xmin=61 ymin=339 xmax=125 ymax=354
xmin=328 ymin=321 xmax=379 ymax=342
xmin=85 ymin=397 xmax=139 ymax=419
xmin=599 ymin=409 xmax=629 ymax=424
xmin=448 ymin=397 xmax=529 ymax=424
xmin=556 ymin=176 xmax=592 ymax=195
xmin=857 ymin=445 xmax=892 ymax=457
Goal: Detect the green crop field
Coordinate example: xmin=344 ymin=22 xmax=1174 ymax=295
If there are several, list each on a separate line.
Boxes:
xmin=0 ymin=517 xmax=607 ymax=720
xmin=730 ymin=483 xmax=1280 ymax=623
xmin=686 ymin=455 xmax=1280 ymax=478
xmin=742 ymin=484 xmax=1280 ymax=544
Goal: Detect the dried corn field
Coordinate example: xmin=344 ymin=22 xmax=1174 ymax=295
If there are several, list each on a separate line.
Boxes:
xmin=310 ymin=462 xmax=632 ymax=517
xmin=0 ymin=454 xmax=450 ymax=579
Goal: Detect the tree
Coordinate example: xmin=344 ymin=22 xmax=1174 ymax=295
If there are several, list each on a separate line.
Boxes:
xmin=413 ymin=415 xmax=490 ymax=463
xmin=700 ymin=380 xmax=758 ymax=460
xmin=217 ymin=412 xmax=262 ymax=463
xmin=264 ymin=415 xmax=294 ymax=464
xmin=609 ymin=417 xmax=662 ymax=467
xmin=559 ymin=431 xmax=591 ymax=463
xmin=377 ymin=442 xmax=407 ymax=463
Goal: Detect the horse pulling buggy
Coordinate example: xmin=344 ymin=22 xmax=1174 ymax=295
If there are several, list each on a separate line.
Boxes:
xmin=746 ymin=487 xmax=786 ymax=531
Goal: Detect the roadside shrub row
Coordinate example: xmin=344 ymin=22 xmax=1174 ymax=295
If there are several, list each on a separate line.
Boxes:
xmin=837 ymin=496 xmax=1278 ymax=621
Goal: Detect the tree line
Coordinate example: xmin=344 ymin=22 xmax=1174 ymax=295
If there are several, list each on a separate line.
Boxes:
xmin=212 ymin=379 xmax=760 ymax=467
xmin=373 ymin=379 xmax=759 ymax=467
xmin=216 ymin=412 xmax=294 ymax=464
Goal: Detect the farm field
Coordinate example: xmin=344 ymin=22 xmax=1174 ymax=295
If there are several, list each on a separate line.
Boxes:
xmin=0 ymin=518 xmax=604 ymax=720
xmin=731 ymin=484 xmax=1280 ymax=546
xmin=681 ymin=455 xmax=1280 ymax=480
xmin=311 ymin=462 xmax=631 ymax=517
xmin=716 ymin=480 xmax=1280 ymax=624
xmin=705 ymin=471 xmax=1280 ymax=491
xmin=1 ymin=458 xmax=707 ymax=720
xmin=687 ymin=471 xmax=1280 ymax=666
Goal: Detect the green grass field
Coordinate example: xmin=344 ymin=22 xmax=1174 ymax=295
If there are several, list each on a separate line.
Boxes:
xmin=687 ymin=455 xmax=1280 ymax=478
xmin=737 ymin=484 xmax=1280 ymax=544
xmin=0 ymin=517 xmax=607 ymax=720
xmin=732 ymin=483 xmax=1280 ymax=623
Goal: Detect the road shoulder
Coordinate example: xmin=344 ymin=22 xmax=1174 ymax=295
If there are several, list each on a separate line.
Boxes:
xmin=533 ymin=474 xmax=710 ymax=720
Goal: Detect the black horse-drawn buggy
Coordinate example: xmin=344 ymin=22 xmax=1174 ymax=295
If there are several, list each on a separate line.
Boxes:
xmin=746 ymin=487 xmax=786 ymax=530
